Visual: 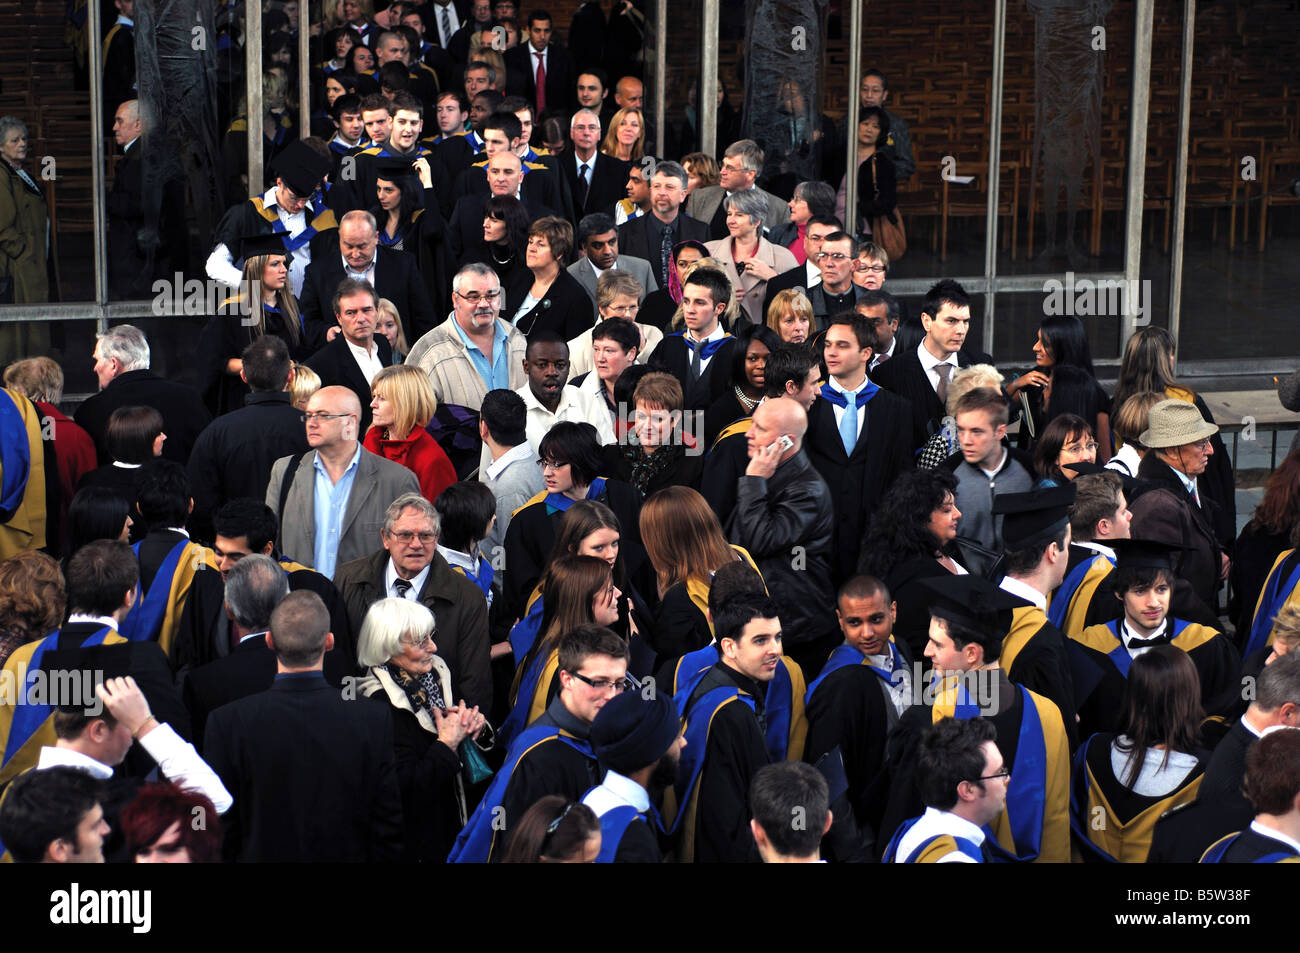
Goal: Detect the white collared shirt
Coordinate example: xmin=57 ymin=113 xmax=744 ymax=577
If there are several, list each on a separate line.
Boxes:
xmin=892 ymin=806 xmax=984 ymax=863
xmin=528 ymin=42 xmax=548 ymax=74
xmin=342 ymin=254 xmax=376 ymax=286
xmin=344 ymin=336 xmax=383 ymax=385
xmin=67 ymin=613 xmax=119 ymax=631
xmin=385 ymin=558 xmax=431 ymax=600
xmin=803 ymin=259 xmax=821 ymax=288
xmin=685 ymin=323 xmax=727 ymax=376
xmin=517 ymin=382 xmax=617 ymax=450
xmin=1076 ymin=540 xmax=1117 ymax=560
xmin=1250 ymin=820 xmax=1300 ymax=855
xmin=826 ymin=374 xmax=867 ymax=440
xmin=587 ymin=257 xmax=607 ymax=281
xmin=583 ymin=769 xmax=651 ymax=818
xmin=37 ymin=745 xmax=114 ymax=779
xmin=1170 ymin=465 xmax=1201 ymax=506
xmin=1121 ymin=616 xmax=1169 ymax=659
xmin=869 ymin=337 xmax=896 ymax=370
xmin=917 ymin=340 xmax=959 ymax=396
xmin=999 ymin=574 xmax=1047 ymax=612
xmin=864 ymin=649 xmax=913 ymax=717
xmin=485 ymin=440 xmax=535 ymax=482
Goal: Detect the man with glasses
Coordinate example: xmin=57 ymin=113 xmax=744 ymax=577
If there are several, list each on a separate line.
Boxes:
xmin=761 ymin=215 xmax=841 ymax=317
xmin=450 ymin=624 xmax=628 ymax=862
xmin=1128 ymin=399 xmax=1229 ymax=612
xmin=559 ymin=108 xmax=630 ymax=225
xmin=808 ymin=231 xmax=868 ymax=330
xmin=266 ymin=385 xmax=419 ymax=579
xmin=857 ymin=290 xmax=901 ymax=369
xmin=686 ymin=139 xmax=791 ymax=241
xmin=407 ymin=262 xmax=527 ymax=411
xmin=334 ymin=493 xmax=493 ymax=712
xmin=567 ymin=212 xmax=657 ymax=305
xmin=884 ymin=718 xmax=1006 ymax=862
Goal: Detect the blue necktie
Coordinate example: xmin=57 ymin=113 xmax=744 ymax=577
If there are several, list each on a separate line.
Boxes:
xmin=839 ymin=388 xmax=858 ymax=454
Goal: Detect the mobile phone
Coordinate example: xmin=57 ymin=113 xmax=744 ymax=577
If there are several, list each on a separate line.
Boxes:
xmin=766 ymin=434 xmax=795 ymax=454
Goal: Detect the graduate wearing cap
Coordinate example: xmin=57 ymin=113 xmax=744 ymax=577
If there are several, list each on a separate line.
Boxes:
xmin=207 ymin=139 xmax=337 ymax=300
xmin=803 ymin=575 xmax=915 ymax=843
xmin=1074 ymin=538 xmax=1241 ymax=720
xmin=335 ymin=92 xmax=440 ymax=216
xmin=369 ymin=153 xmax=453 ymax=318
xmin=582 ymin=689 xmax=685 ymax=862
xmin=993 ymin=485 xmax=1083 ymax=750
xmin=196 ymin=233 xmax=311 ymax=417
xmin=878 ymin=574 xmax=1072 ymax=863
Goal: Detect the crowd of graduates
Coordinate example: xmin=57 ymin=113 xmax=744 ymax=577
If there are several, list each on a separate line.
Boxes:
xmin=0 ymin=1 xmax=1297 ymax=866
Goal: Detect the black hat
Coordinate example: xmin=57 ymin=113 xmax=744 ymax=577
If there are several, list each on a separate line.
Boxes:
xmin=42 ymin=643 xmax=134 ymax=715
xmin=1068 ymin=462 xmax=1139 ymax=498
xmin=917 ymin=575 xmax=1030 ymax=635
xmin=372 ymin=155 xmax=418 ymax=181
xmin=1109 ymin=538 xmax=1184 ymax=572
xmin=237 ymin=232 xmax=291 ymax=262
xmin=272 ymin=140 xmax=330 ymax=196
xmin=993 ymin=484 xmax=1077 ymax=550
xmin=1061 ymin=461 xmax=1105 ymax=477
xmin=589 ymin=689 xmax=680 ymax=776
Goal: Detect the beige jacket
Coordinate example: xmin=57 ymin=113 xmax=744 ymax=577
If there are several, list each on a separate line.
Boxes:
xmin=406 ymin=315 xmax=528 ymax=411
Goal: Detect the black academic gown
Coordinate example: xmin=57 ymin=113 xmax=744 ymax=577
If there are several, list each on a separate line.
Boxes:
xmin=648 ymin=583 xmax=713 ymax=663
xmin=649 ymin=334 xmax=741 ymax=412
xmin=372 ymin=185 xmax=453 ymax=320
xmin=1003 ymin=605 xmax=1080 ymax=751
xmin=680 ymin=662 xmax=771 ymax=864
xmin=196 ymin=301 xmax=309 ymax=417
xmin=698 ymin=424 xmax=750 ymax=529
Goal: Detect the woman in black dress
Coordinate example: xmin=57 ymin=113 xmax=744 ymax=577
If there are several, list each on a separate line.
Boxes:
xmin=503 ymin=216 xmax=594 ymax=340
xmin=461 ymin=194 xmax=530 ymax=291
xmin=371 ymin=155 xmax=449 ymax=314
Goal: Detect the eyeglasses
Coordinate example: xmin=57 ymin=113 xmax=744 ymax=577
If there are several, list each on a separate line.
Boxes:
xmin=402 ymin=633 xmax=434 ymax=649
xmin=814 ymin=252 xmax=852 ymax=262
xmin=388 ymin=531 xmax=436 ymax=544
xmin=604 ymin=304 xmax=639 ymax=316
xmin=538 ymin=459 xmax=568 ymax=471
xmin=1064 ymin=441 xmax=1099 ymax=454
xmin=1186 ymin=438 xmax=1212 ymax=452
xmin=977 ymin=768 xmax=1011 ymax=783
xmin=855 ymin=262 xmax=887 ymax=273
xmin=567 ymin=671 xmax=627 ymax=693
xmin=456 ymin=289 xmax=502 ymax=304
xmin=303 ymin=411 xmax=354 ymax=422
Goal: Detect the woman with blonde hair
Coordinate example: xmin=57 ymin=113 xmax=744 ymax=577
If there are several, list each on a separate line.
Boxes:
xmin=356 ymin=597 xmax=489 ymax=862
xmin=198 ymin=239 xmax=305 ymax=415
xmin=681 ymin=152 xmax=719 ymax=195
xmin=600 ymin=107 xmax=645 ymax=162
xmin=365 ymin=364 xmax=457 ymax=502
xmin=765 ymin=288 xmax=813 ymax=344
xmin=376 ymin=298 xmax=410 ymax=363
xmin=916 ymin=363 xmax=1004 ymax=469
xmin=639 ymin=486 xmax=761 ymax=658
xmin=288 ymin=362 xmax=320 ymax=410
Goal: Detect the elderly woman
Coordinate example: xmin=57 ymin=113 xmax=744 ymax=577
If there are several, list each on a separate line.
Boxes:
xmin=705 ymin=189 xmax=798 ymax=326
xmin=566 ymin=269 xmax=663 ymax=380
xmin=357 ymin=597 xmax=490 ymax=863
xmin=504 ymin=216 xmax=595 ymax=340
xmin=770 ymin=180 xmax=836 ymax=264
xmin=602 ymin=372 xmax=704 ymax=495
xmin=0 ymin=550 xmax=64 ymax=666
xmin=0 ymin=116 xmax=52 ymax=360
xmin=917 ymin=363 xmax=1005 ymax=469
xmin=765 ymin=288 xmax=813 ymax=345
xmin=365 ymin=364 xmax=457 ymax=503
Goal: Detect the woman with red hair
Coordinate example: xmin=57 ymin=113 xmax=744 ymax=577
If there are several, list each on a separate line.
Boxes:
xmin=120 ymin=783 xmax=222 ymax=863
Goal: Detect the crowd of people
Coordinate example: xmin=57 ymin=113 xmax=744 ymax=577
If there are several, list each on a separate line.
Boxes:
xmin=0 ymin=1 xmax=1297 ymax=867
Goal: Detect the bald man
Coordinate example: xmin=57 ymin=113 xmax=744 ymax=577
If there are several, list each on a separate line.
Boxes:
xmin=728 ymin=397 xmax=839 ymax=677
xmin=614 ymin=76 xmax=643 ymax=112
xmin=447 ymin=148 xmax=558 ymax=259
xmin=266 ymin=385 xmax=420 ymax=575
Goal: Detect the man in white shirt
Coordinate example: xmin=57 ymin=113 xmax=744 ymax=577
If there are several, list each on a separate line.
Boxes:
xmin=859 ymin=290 xmax=900 ymax=370
xmin=305 ymin=279 xmax=392 ymax=433
xmin=516 ymin=333 xmax=616 ymax=451
xmin=567 ymin=212 xmax=658 ymax=305
xmin=584 ymin=688 xmax=685 ymax=862
xmin=890 ymin=717 xmax=1007 ymax=863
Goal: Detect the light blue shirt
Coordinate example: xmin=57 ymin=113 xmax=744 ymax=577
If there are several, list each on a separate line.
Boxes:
xmin=451 ymin=316 xmax=512 ymax=391
xmin=312 ymin=445 xmax=362 ymax=578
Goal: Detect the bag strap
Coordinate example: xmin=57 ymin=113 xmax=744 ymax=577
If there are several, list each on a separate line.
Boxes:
xmin=277 ymin=451 xmax=307 ymax=523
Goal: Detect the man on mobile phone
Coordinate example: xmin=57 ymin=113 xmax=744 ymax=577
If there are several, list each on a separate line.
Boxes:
xmin=726 ymin=397 xmax=838 ymax=679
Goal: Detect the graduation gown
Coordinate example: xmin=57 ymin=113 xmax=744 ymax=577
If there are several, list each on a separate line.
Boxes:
xmin=1242 ymin=546 xmax=1300 ymax=659
xmin=697 ymin=419 xmax=751 ymax=529
xmin=1200 ymin=826 xmax=1300 ymax=863
xmin=1070 ymin=731 xmax=1206 ymax=863
xmin=804 ymin=639 xmax=913 ymax=838
xmin=123 ymin=530 xmax=227 ymax=667
xmin=209 ymin=195 xmax=337 ymax=299
xmin=1049 ymin=544 xmax=1117 ymax=640
xmin=372 ymin=184 xmax=453 ymax=320
xmin=0 ymin=387 xmax=49 ymax=559
xmin=1073 ymin=618 xmax=1242 ymax=722
xmin=879 ymin=669 xmax=1072 ymax=863
xmin=196 ymin=300 xmax=308 ymax=417
xmin=1002 ymin=605 xmax=1080 ymax=751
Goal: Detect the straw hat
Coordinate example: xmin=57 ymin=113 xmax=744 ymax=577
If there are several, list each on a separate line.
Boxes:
xmin=1138 ymin=399 xmax=1218 ymax=449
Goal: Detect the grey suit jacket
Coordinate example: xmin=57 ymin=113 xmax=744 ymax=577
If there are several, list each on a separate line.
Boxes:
xmin=481 ymin=447 xmax=546 ymax=588
xmin=686 ymin=185 xmax=791 ymax=233
xmin=566 ymin=254 xmax=659 ymax=304
xmin=265 ymin=447 xmax=421 ymax=570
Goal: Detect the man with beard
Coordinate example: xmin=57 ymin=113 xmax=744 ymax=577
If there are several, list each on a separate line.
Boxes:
xmin=583 ymin=689 xmax=685 ymax=862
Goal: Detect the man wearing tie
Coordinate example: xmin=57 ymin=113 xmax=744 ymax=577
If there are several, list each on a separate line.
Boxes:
xmin=505 ymin=10 xmax=576 ymax=117
xmin=559 ymin=109 xmax=629 ymax=227
xmin=805 ymin=312 xmax=913 ymax=585
xmin=617 ymin=160 xmax=710 ymax=290
xmin=648 ymin=267 xmax=739 ymax=411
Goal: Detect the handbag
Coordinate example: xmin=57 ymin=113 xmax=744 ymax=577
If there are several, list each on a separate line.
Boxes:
xmin=869 ymin=154 xmax=907 ymax=260
xmin=459 ymin=720 xmax=496 ymax=785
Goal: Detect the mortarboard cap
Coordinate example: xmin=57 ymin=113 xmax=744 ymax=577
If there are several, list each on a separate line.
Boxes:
xmin=42 ymin=642 xmax=135 ymax=714
xmin=1062 ymin=461 xmax=1105 ymax=477
xmin=1068 ymin=462 xmax=1140 ymax=499
xmin=1108 ymin=538 xmax=1184 ymax=573
xmin=372 ymin=155 xmax=419 ymax=181
xmin=917 ymin=575 xmax=1031 ymax=637
xmin=993 ymin=484 xmax=1077 ymax=550
xmin=237 ymin=232 xmax=292 ymax=262
xmin=272 ymin=140 xmax=331 ymax=197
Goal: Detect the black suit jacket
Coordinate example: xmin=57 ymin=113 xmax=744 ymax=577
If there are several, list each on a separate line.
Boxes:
xmin=298 ymin=243 xmax=436 ymax=349
xmin=502 ymin=267 xmax=596 ymax=341
xmin=453 ymin=159 xmax=568 ymax=226
xmin=869 ymin=343 xmax=995 ymax=453
xmin=805 ymin=385 xmax=915 ymax=585
xmin=617 ymin=211 xmax=709 ymax=287
xmin=504 ymin=42 xmax=577 ymax=113
xmin=558 ymin=148 xmax=630 ymax=225
xmin=74 ymin=370 xmax=212 ymax=467
xmin=761 ymin=263 xmax=819 ymax=318
xmin=305 ymin=333 xmax=393 ymax=433
xmin=204 ymin=674 xmax=403 ymax=862
xmin=649 ymin=333 xmax=741 ymax=411
xmin=184 ymin=635 xmax=277 ymax=756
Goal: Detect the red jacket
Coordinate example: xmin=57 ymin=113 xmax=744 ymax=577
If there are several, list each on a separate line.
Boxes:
xmin=363 ymin=426 xmax=457 ymax=503
xmin=37 ymin=401 xmax=97 ymax=527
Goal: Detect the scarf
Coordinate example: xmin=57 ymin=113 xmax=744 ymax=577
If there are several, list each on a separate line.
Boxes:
xmin=668 ymin=239 xmax=710 ymax=304
xmin=621 ymin=440 xmax=684 ymax=497
xmin=386 ymin=661 xmax=446 ymax=715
